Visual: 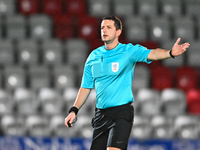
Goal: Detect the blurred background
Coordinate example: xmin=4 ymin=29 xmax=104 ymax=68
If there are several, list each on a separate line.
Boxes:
xmin=0 ymin=0 xmax=200 ymax=149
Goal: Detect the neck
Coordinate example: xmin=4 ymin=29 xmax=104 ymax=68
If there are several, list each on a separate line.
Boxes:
xmin=104 ymin=39 xmax=119 ymax=50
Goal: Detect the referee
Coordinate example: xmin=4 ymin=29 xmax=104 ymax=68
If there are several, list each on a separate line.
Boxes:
xmin=65 ymin=15 xmax=190 ymax=150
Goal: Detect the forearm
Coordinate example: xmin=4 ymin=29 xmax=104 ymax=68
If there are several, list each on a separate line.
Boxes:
xmin=73 ymin=87 xmax=91 ymax=110
xmin=148 ymin=48 xmax=171 ymax=60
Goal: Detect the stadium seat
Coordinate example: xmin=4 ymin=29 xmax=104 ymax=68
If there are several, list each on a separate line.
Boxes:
xmin=13 ymin=88 xmax=39 ymax=115
xmin=136 ymin=88 xmax=161 ymax=116
xmin=1 ymin=114 xmax=26 ymax=136
xmin=149 ymin=17 xmax=172 ymax=44
xmin=161 ymin=40 xmax=185 ymax=67
xmin=160 ymin=0 xmax=182 ymax=18
xmin=137 ymin=0 xmax=158 ymax=18
xmin=28 ymin=14 xmax=52 ymax=40
xmin=187 ymin=41 xmax=200 ymax=67
xmin=18 ymin=0 xmax=39 ymax=15
xmin=185 ymin=0 xmax=200 ymax=18
xmin=53 ymin=14 xmax=74 ymax=40
xmin=5 ymin=14 xmax=26 ymax=40
xmin=87 ymin=0 xmax=111 ymax=18
xmin=130 ymin=115 xmax=152 ymax=139
xmin=151 ymin=66 xmax=173 ymax=91
xmin=28 ymin=65 xmax=51 ymax=89
xmin=53 ymin=65 xmax=76 ymax=90
xmin=174 ymin=115 xmax=199 ymax=139
xmin=0 ymin=40 xmax=14 ymax=66
xmin=151 ymin=115 xmax=175 ymax=139
xmin=113 ymin=0 xmax=134 ymax=17
xmin=175 ymin=66 xmax=197 ymax=92
xmin=38 ymin=87 xmax=64 ymax=115
xmin=64 ymin=38 xmax=89 ymax=68
xmin=173 ymin=17 xmax=194 ymax=41
xmin=0 ymin=0 xmax=15 ymax=16
xmin=50 ymin=114 xmax=79 ymax=137
xmin=42 ymin=0 xmax=63 ymax=17
xmin=186 ymin=89 xmax=200 ymax=115
xmin=76 ymin=115 xmax=93 ymax=138
xmin=124 ymin=16 xmax=147 ymax=42
xmin=132 ymin=64 xmax=150 ymax=91
xmin=26 ymin=114 xmax=51 ymax=136
xmin=64 ymin=0 xmax=87 ymax=17
xmin=17 ymin=39 xmax=39 ymax=65
xmin=0 ymin=89 xmax=14 ymax=114
xmin=161 ymin=88 xmax=186 ymax=116
xmin=41 ymin=39 xmax=63 ymax=65
xmin=77 ymin=15 xmax=99 ymax=43
xmin=4 ymin=66 xmax=26 ymax=90
xmin=78 ymin=89 xmax=96 ymax=117
xmin=63 ymin=87 xmax=78 ymax=111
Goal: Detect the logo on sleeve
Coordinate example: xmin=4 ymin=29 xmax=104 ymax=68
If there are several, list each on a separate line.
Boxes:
xmin=112 ymin=62 xmax=119 ymax=72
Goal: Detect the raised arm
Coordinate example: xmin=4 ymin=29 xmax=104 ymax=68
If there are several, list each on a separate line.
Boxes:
xmin=65 ymin=87 xmax=91 ymax=127
xmin=147 ymin=38 xmax=190 ymax=60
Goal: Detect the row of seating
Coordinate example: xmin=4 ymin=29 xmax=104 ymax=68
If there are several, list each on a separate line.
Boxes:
xmin=0 ymin=87 xmax=200 ymax=117
xmin=0 ymin=13 xmax=200 ymax=44
xmin=13 ymin=0 xmax=200 ymax=19
xmin=0 ymin=64 xmax=199 ymax=92
xmin=1 ymin=112 xmax=200 ymax=140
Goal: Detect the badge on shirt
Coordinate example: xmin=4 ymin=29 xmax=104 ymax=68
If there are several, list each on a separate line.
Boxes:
xmin=112 ymin=62 xmax=119 ymax=72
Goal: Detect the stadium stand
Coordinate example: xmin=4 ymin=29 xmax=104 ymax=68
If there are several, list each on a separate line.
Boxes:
xmin=0 ymin=0 xmax=199 ymax=140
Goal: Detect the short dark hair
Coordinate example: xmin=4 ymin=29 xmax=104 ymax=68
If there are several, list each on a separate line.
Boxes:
xmin=102 ymin=15 xmax=122 ymax=31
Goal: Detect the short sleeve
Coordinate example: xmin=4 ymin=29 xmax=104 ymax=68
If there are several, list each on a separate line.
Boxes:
xmin=128 ymin=44 xmax=153 ymax=64
xmin=81 ymin=62 xmax=94 ymax=89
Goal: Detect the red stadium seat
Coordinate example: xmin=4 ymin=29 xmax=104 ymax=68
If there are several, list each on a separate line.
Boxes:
xmin=175 ymin=67 xmax=197 ymax=92
xmin=186 ymin=89 xmax=200 ymax=114
xmin=77 ymin=15 xmax=99 ymax=42
xmin=151 ymin=66 xmax=173 ymax=90
xmin=54 ymin=15 xmax=74 ymax=40
xmin=18 ymin=0 xmax=39 ymax=15
xmin=64 ymin=0 xmax=87 ymax=16
xmin=42 ymin=0 xmax=63 ymax=17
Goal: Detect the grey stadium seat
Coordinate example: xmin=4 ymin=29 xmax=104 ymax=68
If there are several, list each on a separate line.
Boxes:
xmin=41 ymin=39 xmax=63 ymax=66
xmin=65 ymin=38 xmax=89 ymax=68
xmin=149 ymin=17 xmax=172 ymax=44
xmin=1 ymin=114 xmax=26 ymax=136
xmin=161 ymin=88 xmax=186 ymax=116
xmin=124 ymin=16 xmax=147 ymax=42
xmin=28 ymin=65 xmax=50 ymax=89
xmin=174 ymin=115 xmax=199 ymax=139
xmin=160 ymin=0 xmax=182 ymax=18
xmin=0 ymin=89 xmax=14 ymax=114
xmin=4 ymin=66 xmax=26 ymax=90
xmin=187 ymin=41 xmax=200 ymax=67
xmin=17 ymin=39 xmax=39 ymax=65
xmin=13 ymin=88 xmax=39 ymax=115
xmin=28 ymin=14 xmax=52 ymax=40
xmin=53 ymin=65 xmax=76 ymax=90
xmin=137 ymin=0 xmax=158 ymax=18
xmin=0 ymin=0 xmax=15 ymax=16
xmin=136 ymin=88 xmax=161 ymax=116
xmin=88 ymin=0 xmax=111 ymax=18
xmin=0 ymin=40 xmax=14 ymax=66
xmin=5 ymin=14 xmax=26 ymax=40
xmin=26 ymin=114 xmax=51 ymax=137
xmin=173 ymin=17 xmax=195 ymax=41
xmin=151 ymin=115 xmax=175 ymax=139
xmin=113 ymin=0 xmax=134 ymax=17
xmin=38 ymin=87 xmax=64 ymax=115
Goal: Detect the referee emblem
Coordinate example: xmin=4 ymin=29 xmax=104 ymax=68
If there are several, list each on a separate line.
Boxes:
xmin=112 ymin=62 xmax=119 ymax=72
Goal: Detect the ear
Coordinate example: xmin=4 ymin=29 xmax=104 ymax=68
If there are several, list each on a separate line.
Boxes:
xmin=116 ymin=29 xmax=122 ymax=37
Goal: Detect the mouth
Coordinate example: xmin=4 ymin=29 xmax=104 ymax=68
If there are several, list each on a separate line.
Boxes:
xmin=103 ymin=35 xmax=108 ymax=38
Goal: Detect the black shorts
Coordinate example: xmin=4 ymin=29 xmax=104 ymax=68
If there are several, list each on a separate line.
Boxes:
xmin=90 ymin=103 xmax=134 ymax=150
